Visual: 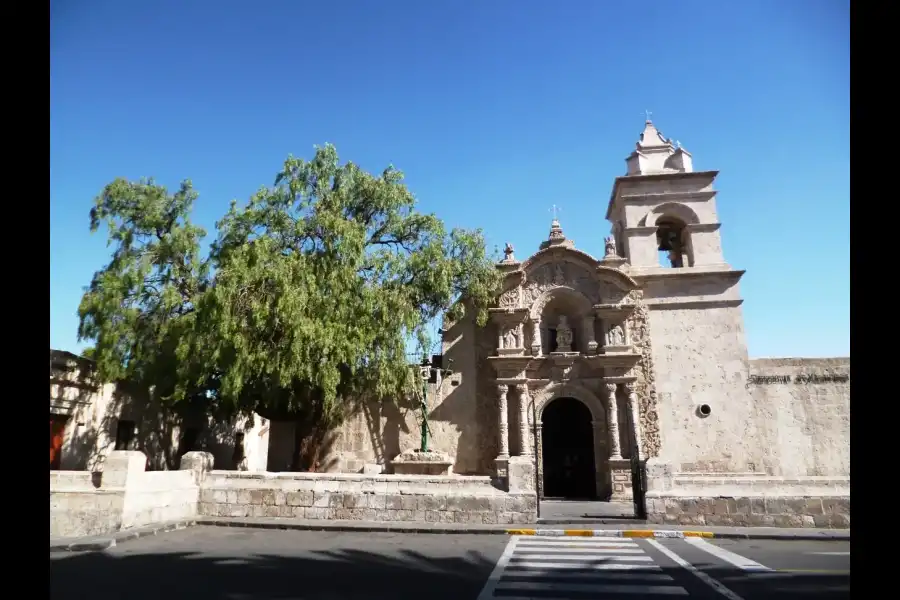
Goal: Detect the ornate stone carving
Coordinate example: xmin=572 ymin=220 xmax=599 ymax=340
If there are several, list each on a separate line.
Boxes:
xmin=606 ymin=323 xmax=625 ymax=346
xmin=516 ymin=383 xmax=532 ymax=456
xmin=497 ymin=384 xmax=509 ymax=458
xmin=625 ymin=292 xmax=661 ymax=458
xmin=503 ymin=242 xmax=516 ymax=263
xmin=503 ymin=326 xmax=518 ymax=349
xmin=604 ymin=382 xmax=623 ymax=459
xmin=499 ymin=288 xmax=519 ymax=308
xmin=604 ymin=236 xmax=617 ymax=257
xmin=553 ymin=263 xmax=566 ymax=285
xmin=530 ymin=318 xmax=542 ymax=356
xmin=556 ymin=316 xmax=573 ymax=352
xmin=624 ymin=381 xmax=642 ymax=460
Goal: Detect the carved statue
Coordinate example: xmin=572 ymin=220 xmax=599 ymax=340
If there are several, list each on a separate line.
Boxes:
xmin=607 ymin=324 xmax=625 ymax=346
xmin=604 ymin=236 xmax=617 ymax=257
xmin=503 ymin=242 xmax=515 ymax=262
xmin=504 ymin=326 xmax=518 ymax=349
xmin=553 ymin=263 xmax=565 ymax=286
xmin=556 ymin=316 xmax=573 ymax=352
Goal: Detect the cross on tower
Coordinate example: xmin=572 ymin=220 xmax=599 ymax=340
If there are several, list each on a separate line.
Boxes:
xmin=549 ymin=204 xmax=561 ymax=221
xmin=644 ymin=110 xmax=653 ymax=122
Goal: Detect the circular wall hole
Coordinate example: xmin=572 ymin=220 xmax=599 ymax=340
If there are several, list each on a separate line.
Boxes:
xmin=697 ymin=404 xmax=712 ymax=418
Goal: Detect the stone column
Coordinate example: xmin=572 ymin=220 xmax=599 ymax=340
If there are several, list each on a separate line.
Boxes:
xmin=497 ymin=384 xmax=509 ymax=458
xmin=583 ymin=316 xmax=597 ymax=354
xmin=497 ymin=330 xmax=504 ymax=352
xmin=625 ymin=381 xmax=642 ymax=460
xmin=531 ymin=319 xmax=542 ymax=356
xmin=516 ymin=383 xmax=532 ymax=456
xmin=535 ymin=423 xmax=544 ymax=498
xmin=604 ymin=383 xmax=622 ymax=459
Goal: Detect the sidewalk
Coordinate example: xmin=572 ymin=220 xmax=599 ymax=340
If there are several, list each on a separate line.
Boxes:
xmin=50 ymin=516 xmax=849 ymax=553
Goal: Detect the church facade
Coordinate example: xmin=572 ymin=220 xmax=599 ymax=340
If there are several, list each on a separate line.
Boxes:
xmin=51 ymin=120 xmax=850 ymax=528
xmin=322 ymin=119 xmax=850 ymax=526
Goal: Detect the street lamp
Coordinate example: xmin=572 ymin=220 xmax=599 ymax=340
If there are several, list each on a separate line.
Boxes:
xmin=416 ymin=355 xmax=454 ymax=453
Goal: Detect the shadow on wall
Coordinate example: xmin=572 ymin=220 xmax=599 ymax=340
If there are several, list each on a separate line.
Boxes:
xmin=430 ymin=313 xmax=495 ymax=476
xmin=61 ymin=378 xmax=251 ymax=473
xmin=49 ymin=531 xmax=850 ymax=600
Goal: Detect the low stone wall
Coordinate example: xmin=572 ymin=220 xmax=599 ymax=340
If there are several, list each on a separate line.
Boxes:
xmin=50 ymin=450 xmax=203 ymax=539
xmin=50 ymin=472 xmax=124 ymax=538
xmin=646 ymin=494 xmax=850 ymax=529
xmin=199 ymin=471 xmax=537 ymax=524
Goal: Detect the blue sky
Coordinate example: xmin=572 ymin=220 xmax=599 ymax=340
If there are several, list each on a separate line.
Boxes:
xmin=50 ymin=0 xmax=849 ymax=358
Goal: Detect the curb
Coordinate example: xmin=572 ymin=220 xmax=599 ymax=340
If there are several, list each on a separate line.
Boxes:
xmin=50 ymin=520 xmax=196 ymax=554
xmin=507 ymin=529 xmax=714 ymax=539
xmin=50 ymin=519 xmax=850 ymax=552
xmin=196 ymin=518 xmax=509 ymax=536
xmin=505 ymin=528 xmax=850 ymax=542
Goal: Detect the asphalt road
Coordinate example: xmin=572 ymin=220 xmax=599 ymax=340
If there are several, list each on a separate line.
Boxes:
xmin=49 ymin=527 xmax=849 ymax=600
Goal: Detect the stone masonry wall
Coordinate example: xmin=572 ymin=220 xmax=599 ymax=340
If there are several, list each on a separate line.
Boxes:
xmin=198 ymin=471 xmax=536 ymax=524
xmin=50 ymin=471 xmax=125 ymax=538
xmin=748 ymin=358 xmax=850 ymax=477
xmin=647 ymin=495 xmax=850 ymax=529
xmin=50 ymin=450 xmax=202 ymax=539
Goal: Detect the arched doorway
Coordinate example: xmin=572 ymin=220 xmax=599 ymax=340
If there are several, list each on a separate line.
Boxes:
xmin=541 ymin=397 xmax=596 ymax=499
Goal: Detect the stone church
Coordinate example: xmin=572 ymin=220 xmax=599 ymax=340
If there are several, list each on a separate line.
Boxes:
xmin=321 ymin=118 xmax=850 ymax=525
xmin=51 ymin=119 xmax=850 ymax=527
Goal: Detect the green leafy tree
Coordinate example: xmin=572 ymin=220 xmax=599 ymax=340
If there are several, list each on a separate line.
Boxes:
xmin=77 ymin=145 xmax=501 ymax=470
xmin=205 ymin=144 xmax=500 ymax=468
xmin=77 ymin=178 xmax=211 ymax=402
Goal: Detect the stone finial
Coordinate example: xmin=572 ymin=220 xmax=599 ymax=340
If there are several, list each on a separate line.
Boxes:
xmin=540 ymin=210 xmax=575 ymax=250
xmin=604 ymin=235 xmax=617 ymax=257
xmin=503 ymin=242 xmax=515 ymax=262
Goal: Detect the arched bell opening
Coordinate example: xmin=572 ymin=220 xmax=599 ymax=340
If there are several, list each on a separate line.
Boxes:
xmin=656 ymin=216 xmax=694 ymax=268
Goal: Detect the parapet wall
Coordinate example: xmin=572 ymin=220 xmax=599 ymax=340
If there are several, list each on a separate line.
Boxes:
xmin=748 ymin=357 xmax=850 ymax=478
xmin=49 ymin=451 xmax=203 ymax=539
xmin=199 ymin=471 xmax=536 ymax=524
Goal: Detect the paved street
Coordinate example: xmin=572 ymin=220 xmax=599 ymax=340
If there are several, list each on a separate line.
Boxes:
xmin=49 ymin=527 xmax=849 ymax=600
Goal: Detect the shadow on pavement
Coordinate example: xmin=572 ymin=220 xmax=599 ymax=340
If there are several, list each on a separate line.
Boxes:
xmin=50 ymin=545 xmax=497 ymax=600
xmin=50 ymin=545 xmax=850 ymax=600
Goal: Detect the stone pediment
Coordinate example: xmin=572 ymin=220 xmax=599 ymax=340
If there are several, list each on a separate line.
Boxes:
xmin=496 ymin=245 xmax=638 ymax=312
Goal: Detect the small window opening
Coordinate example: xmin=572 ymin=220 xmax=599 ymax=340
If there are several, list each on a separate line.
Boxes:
xmin=232 ymin=432 xmax=246 ymax=468
xmin=115 ymin=420 xmax=136 ymax=451
xmin=179 ymin=427 xmax=201 ymax=456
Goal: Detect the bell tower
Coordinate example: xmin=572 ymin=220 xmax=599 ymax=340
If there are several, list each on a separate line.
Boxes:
xmin=606 ymin=119 xmax=729 ymax=272
xmin=604 ymin=118 xmax=756 ymax=476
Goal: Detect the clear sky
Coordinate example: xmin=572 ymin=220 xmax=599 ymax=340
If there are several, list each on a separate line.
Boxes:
xmin=50 ymin=0 xmax=849 ymax=359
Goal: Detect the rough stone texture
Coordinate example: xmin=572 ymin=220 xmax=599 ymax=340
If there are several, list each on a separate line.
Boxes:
xmin=625 ymin=293 xmax=661 ymax=457
xmin=646 ymin=494 xmax=850 ymax=529
xmin=49 ymin=122 xmax=850 ymax=530
xmin=390 ymin=449 xmax=454 ymax=475
xmin=50 ymin=450 xmax=202 ymax=538
xmin=747 ymin=358 xmax=850 ymax=477
xmin=197 ymin=471 xmax=536 ymax=525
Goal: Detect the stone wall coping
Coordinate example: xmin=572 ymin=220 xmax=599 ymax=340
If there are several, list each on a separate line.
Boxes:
xmin=674 ymin=475 xmax=850 ymax=485
xmin=207 ymin=470 xmax=494 ymax=484
xmin=647 ymin=491 xmax=850 ymax=499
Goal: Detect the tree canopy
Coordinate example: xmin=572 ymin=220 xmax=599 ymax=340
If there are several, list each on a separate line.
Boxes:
xmin=78 ymin=144 xmax=501 ymax=434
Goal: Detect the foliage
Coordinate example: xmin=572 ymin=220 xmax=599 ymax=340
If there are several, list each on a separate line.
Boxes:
xmin=77 ymin=178 xmax=211 ymax=401
xmin=77 ymin=145 xmax=501 ymax=455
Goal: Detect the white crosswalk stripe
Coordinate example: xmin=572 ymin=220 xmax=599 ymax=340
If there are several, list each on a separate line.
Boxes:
xmin=477 ymin=535 xmax=689 ymax=599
